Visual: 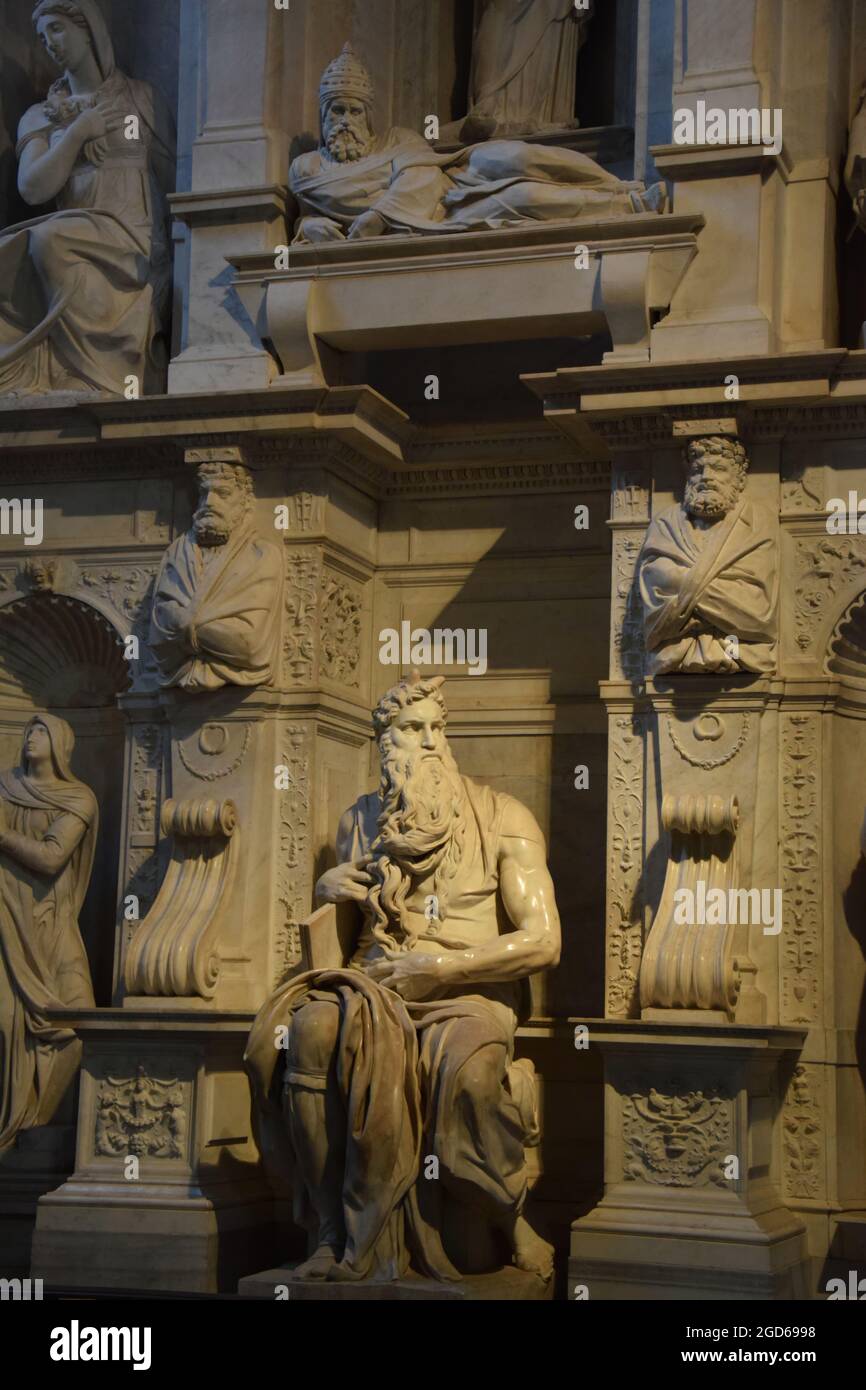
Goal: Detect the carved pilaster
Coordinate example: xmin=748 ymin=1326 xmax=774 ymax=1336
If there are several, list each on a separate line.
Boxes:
xmin=782 ymin=1063 xmax=826 ymax=1203
xmin=605 ymin=713 xmax=646 ymax=1018
xmin=283 ymin=545 xmax=365 ymax=692
xmin=273 ymin=723 xmax=313 ymax=989
xmin=608 ymin=466 xmax=649 ymax=683
xmin=779 ymin=714 xmax=822 ymax=1025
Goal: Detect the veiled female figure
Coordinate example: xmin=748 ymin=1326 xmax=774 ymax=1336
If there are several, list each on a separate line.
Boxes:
xmin=0 ymin=715 xmax=98 ymax=1153
xmin=0 ymin=0 xmax=175 ymax=397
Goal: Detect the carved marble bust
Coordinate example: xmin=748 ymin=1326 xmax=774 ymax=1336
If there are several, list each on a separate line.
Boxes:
xmin=637 ymin=436 xmax=779 ymax=675
xmin=149 ymin=459 xmax=283 ymax=693
xmin=246 ymin=674 xmax=561 ymax=1286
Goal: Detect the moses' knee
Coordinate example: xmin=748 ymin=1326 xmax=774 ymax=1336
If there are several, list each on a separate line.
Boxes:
xmin=288 ymin=999 xmax=340 ymax=1073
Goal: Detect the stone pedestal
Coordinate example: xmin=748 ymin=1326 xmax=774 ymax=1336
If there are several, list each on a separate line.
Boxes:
xmin=569 ymin=1021 xmax=810 ymax=1300
xmin=30 ymin=1010 xmax=288 ymax=1294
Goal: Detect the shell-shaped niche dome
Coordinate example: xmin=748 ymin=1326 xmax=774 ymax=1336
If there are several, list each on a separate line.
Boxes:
xmin=828 ymin=590 xmax=866 ymax=684
xmin=0 ymin=595 xmax=130 ymax=708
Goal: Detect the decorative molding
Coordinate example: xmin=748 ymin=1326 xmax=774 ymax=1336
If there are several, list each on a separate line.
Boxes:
xmin=793 ymin=536 xmax=866 ymax=656
xmin=781 ymin=461 xmax=825 ymax=516
xmin=321 ymin=573 xmax=362 ymax=687
xmin=282 ymin=491 xmax=325 ymax=535
xmin=95 ymin=1065 xmax=186 ymax=1159
xmin=779 ymin=715 xmax=822 ymax=1025
xmin=782 ymin=1063 xmax=825 ymax=1201
xmin=666 ymin=711 xmax=751 ymax=769
xmin=283 ymin=548 xmax=322 ymax=686
xmin=611 ymin=468 xmax=650 ymax=524
xmin=274 ymin=724 xmax=312 ymax=988
xmin=123 ymin=724 xmax=163 ymax=950
xmin=622 ymin=1085 xmax=732 ymax=1187
xmin=176 ymin=721 xmax=252 ymax=781
xmin=606 ymin=714 xmax=645 ymax=1018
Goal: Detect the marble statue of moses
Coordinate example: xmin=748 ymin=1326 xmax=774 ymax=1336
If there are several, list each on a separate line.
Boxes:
xmin=290 ymin=42 xmax=665 ymax=244
xmin=245 ymin=675 xmax=562 ymax=1284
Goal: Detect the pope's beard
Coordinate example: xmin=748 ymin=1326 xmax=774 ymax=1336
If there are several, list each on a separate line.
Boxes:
xmin=323 ymin=119 xmax=372 ymax=164
xmin=684 ymin=475 xmax=744 ymax=521
xmin=365 ymin=739 xmax=467 ymax=951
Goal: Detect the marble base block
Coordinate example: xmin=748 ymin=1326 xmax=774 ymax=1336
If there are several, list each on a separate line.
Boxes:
xmin=569 ymin=1022 xmax=811 ymax=1300
xmin=30 ymin=1009 xmax=287 ymax=1294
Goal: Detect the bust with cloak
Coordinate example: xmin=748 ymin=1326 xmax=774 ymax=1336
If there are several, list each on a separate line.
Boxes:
xmin=637 ymin=436 xmax=779 ymax=676
xmin=0 ymin=0 xmax=175 ymax=397
xmin=289 ymin=42 xmax=665 ymax=246
xmin=149 ymin=459 xmax=283 ymax=694
xmin=0 ymin=715 xmax=97 ymax=1153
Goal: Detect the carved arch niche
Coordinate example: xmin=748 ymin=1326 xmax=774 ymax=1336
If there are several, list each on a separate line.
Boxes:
xmin=0 ymin=594 xmax=130 ymax=1003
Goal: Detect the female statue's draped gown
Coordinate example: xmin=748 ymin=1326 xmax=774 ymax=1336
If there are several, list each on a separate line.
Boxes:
xmin=0 ymin=0 xmax=174 ymax=395
xmin=0 ymin=715 xmax=98 ymax=1153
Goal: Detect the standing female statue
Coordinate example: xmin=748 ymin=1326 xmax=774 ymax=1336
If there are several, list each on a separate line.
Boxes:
xmin=0 ymin=715 xmax=98 ymax=1152
xmin=0 ymin=0 xmax=175 ymax=397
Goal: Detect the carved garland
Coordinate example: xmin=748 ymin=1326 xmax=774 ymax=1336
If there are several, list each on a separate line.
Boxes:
xmin=665 ymin=712 xmax=751 ymax=769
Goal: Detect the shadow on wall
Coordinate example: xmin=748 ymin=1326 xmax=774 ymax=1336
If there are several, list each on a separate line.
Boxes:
xmin=372 ymin=490 xmax=611 ymax=1021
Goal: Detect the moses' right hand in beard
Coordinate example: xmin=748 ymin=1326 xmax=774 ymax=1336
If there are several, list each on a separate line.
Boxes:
xmin=315 ymin=857 xmax=373 ymax=904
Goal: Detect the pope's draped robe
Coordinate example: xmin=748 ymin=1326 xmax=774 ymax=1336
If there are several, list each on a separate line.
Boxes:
xmin=290 ymin=132 xmax=644 ymax=240
xmin=0 ymin=0 xmax=174 ymax=395
xmin=245 ymin=777 xmax=540 ymax=1280
xmin=638 ymin=497 xmax=779 ymax=674
xmin=149 ymin=522 xmax=283 ymax=692
xmin=0 ymin=717 xmax=97 ymax=1153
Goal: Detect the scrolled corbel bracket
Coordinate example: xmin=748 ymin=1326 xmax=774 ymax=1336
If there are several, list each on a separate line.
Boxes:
xmin=124 ymin=796 xmax=239 ymax=1001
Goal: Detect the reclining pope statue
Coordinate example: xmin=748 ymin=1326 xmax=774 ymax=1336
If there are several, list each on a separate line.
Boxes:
xmin=289 ymin=43 xmax=666 ymax=244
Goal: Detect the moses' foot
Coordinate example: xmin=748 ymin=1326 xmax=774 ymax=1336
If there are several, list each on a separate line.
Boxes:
xmin=509 ymin=1213 xmax=554 ymax=1282
xmin=293 ymin=1243 xmax=341 ymax=1280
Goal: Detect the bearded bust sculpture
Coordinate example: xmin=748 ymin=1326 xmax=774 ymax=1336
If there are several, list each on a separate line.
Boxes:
xmin=0 ymin=0 xmax=174 ymax=397
xmin=149 ymin=458 xmax=283 ymax=693
xmin=289 ymin=43 xmax=665 ymax=245
xmin=637 ymin=436 xmax=779 ymax=676
xmin=246 ymin=675 xmax=561 ymax=1288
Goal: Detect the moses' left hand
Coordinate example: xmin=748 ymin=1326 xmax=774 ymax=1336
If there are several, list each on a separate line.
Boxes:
xmin=365 ymin=951 xmax=455 ymax=1002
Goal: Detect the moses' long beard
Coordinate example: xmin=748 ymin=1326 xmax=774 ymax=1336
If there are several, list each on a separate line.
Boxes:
xmin=366 ymin=744 xmax=466 ymax=953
